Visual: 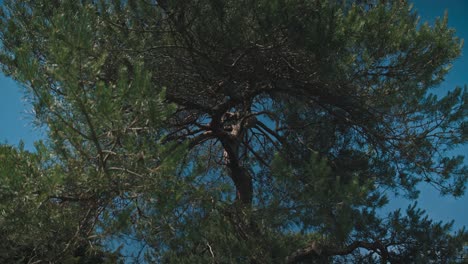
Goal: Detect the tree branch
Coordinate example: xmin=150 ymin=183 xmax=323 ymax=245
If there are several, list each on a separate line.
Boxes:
xmin=286 ymin=240 xmax=389 ymax=264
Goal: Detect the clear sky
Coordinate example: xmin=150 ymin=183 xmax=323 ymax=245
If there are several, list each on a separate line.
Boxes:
xmin=0 ymin=1 xmax=466 ymax=230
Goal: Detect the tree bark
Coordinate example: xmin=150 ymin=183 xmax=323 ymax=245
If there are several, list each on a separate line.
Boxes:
xmin=221 ymin=136 xmax=253 ymax=205
xmin=228 ymin=162 xmax=253 ymax=205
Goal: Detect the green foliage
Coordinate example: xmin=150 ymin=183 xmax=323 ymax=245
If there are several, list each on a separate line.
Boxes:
xmin=0 ymin=0 xmax=466 ymax=263
xmin=0 ymin=143 xmax=118 ymax=263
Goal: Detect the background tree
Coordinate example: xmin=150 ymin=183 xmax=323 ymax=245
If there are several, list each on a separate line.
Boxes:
xmin=0 ymin=0 xmax=466 ymax=263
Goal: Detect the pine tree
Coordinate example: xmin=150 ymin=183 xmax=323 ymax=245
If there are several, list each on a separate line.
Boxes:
xmin=0 ymin=0 xmax=466 ymax=262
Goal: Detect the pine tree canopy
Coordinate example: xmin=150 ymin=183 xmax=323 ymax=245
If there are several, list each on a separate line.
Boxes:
xmin=0 ymin=0 xmax=467 ymax=263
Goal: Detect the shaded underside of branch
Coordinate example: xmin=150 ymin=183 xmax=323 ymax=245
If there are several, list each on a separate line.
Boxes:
xmin=286 ymin=240 xmax=389 ymax=264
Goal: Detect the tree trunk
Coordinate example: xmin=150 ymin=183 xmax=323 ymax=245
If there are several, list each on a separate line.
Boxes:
xmin=221 ymin=137 xmax=253 ymax=205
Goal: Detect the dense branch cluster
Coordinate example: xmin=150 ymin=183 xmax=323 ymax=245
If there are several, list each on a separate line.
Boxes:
xmin=0 ymin=0 xmax=466 ymax=263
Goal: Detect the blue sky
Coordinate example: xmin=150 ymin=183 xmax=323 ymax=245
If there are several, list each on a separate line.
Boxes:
xmin=0 ymin=1 xmax=466 ymax=230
